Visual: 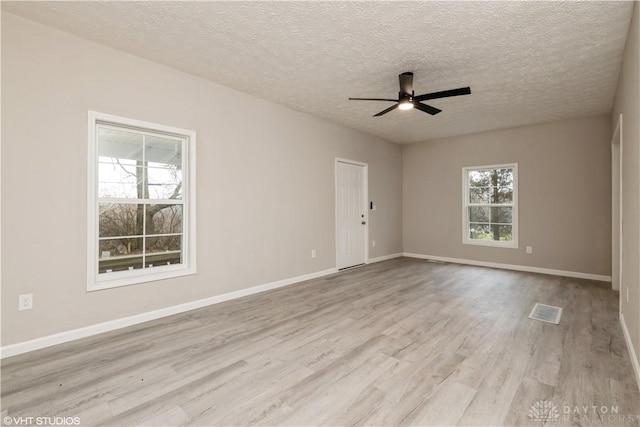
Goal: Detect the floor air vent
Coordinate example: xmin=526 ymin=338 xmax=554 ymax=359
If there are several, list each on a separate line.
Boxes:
xmin=528 ymin=303 xmax=563 ymax=324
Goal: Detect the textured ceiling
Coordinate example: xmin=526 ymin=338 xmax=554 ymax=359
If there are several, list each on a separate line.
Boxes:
xmin=3 ymin=1 xmax=633 ymax=144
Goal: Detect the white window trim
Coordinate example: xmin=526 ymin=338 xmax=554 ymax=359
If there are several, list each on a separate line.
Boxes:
xmin=87 ymin=111 xmax=197 ymax=291
xmin=462 ymin=163 xmax=518 ymax=249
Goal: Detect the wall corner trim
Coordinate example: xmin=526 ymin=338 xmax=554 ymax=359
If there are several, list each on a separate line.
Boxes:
xmin=620 ymin=313 xmax=640 ymax=392
xmin=368 ymin=253 xmax=403 ymax=264
xmin=1 ymin=267 xmax=338 ymax=359
xmin=402 ymin=253 xmax=612 ymax=282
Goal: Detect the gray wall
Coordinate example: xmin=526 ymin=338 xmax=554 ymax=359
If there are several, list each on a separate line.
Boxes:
xmin=612 ymin=1 xmax=640 ymax=373
xmin=1 ymin=13 xmax=403 ymax=346
xmin=403 ymin=115 xmax=612 ymax=276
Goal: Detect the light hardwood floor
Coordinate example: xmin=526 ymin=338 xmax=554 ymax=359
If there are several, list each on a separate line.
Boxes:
xmin=2 ymin=258 xmax=639 ymax=426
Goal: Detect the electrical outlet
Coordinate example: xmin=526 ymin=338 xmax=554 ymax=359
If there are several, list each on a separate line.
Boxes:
xmin=372 ymin=240 xmax=376 ymax=247
xmin=19 ymin=294 xmax=33 ymax=311
xmin=311 ymin=249 xmax=316 ymax=258
xmin=526 ymin=246 xmax=533 ymax=254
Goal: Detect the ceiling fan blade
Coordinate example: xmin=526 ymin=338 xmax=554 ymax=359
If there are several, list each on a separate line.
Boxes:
xmin=413 ymin=102 xmax=441 ymax=115
xmin=348 ymin=97 xmax=398 ymax=102
xmin=415 ymin=87 xmax=471 ymax=102
xmin=373 ymin=103 xmax=399 ymax=117
xmin=399 ymin=72 xmax=413 ymax=94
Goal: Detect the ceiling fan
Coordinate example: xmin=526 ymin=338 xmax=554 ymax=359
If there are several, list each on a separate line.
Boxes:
xmin=348 ymin=72 xmax=471 ymax=117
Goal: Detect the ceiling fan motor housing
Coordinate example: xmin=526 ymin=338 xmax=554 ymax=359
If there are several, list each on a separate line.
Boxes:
xmin=399 ymin=91 xmax=414 ymax=101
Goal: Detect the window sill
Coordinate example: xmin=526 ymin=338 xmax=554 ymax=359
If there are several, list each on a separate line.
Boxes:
xmin=463 ymin=239 xmax=518 ymax=249
xmin=87 ymin=266 xmax=196 ymax=292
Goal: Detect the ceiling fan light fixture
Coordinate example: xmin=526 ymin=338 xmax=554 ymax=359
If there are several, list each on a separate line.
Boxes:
xmin=398 ymin=101 xmax=413 ymax=111
xmin=348 ymin=72 xmax=470 ymax=117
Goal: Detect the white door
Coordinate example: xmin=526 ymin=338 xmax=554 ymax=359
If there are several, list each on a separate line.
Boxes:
xmin=336 ymin=160 xmax=367 ymax=269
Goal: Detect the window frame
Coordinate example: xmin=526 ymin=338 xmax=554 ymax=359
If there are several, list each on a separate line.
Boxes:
xmin=87 ymin=111 xmax=196 ymax=291
xmin=462 ymin=163 xmax=518 ymax=249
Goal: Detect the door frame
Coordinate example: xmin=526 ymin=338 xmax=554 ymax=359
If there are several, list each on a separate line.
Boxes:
xmin=335 ymin=158 xmax=369 ymax=269
xmin=611 ymin=113 xmax=623 ymax=314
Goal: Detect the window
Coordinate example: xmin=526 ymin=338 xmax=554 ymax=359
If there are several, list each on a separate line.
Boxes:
xmin=87 ymin=111 xmax=196 ymax=290
xmin=462 ymin=164 xmax=518 ymax=248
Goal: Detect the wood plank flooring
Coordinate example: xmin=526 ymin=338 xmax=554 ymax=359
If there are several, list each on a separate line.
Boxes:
xmin=2 ymin=258 xmax=639 ymax=426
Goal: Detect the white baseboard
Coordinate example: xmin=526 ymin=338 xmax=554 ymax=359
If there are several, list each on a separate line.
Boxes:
xmin=620 ymin=313 xmax=640 ymax=391
xmin=1 ymin=267 xmax=338 ymax=359
xmin=368 ymin=253 xmax=403 ymax=264
xmin=403 ymin=253 xmax=611 ymax=282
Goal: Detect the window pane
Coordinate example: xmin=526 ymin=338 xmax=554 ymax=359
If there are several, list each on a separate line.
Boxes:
xmin=469 ymin=187 xmax=491 ymax=203
xmin=145 ymin=134 xmax=182 ymax=169
xmin=99 ymin=237 xmax=143 ymax=273
xmin=98 ymin=127 xmax=145 ymax=199
xmin=495 ymin=169 xmax=513 ymax=186
xmin=468 ymin=170 xmax=491 ymax=187
xmin=146 ymin=204 xmax=183 ymax=235
xmin=491 ymin=207 xmax=512 ymax=224
xmin=98 ymin=160 xmax=144 ymax=199
xmin=99 ymin=204 xmax=143 ymax=237
xmin=147 ymin=167 xmax=182 ymax=199
xmin=469 ymin=223 xmax=492 ymax=240
xmin=145 ymin=236 xmax=182 ymax=267
xmin=494 ymin=186 xmax=513 ymax=203
xmin=98 ymin=127 xmax=144 ymax=162
xmin=469 ymin=206 xmax=489 ymax=223
xmin=496 ymin=225 xmax=513 ymax=241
